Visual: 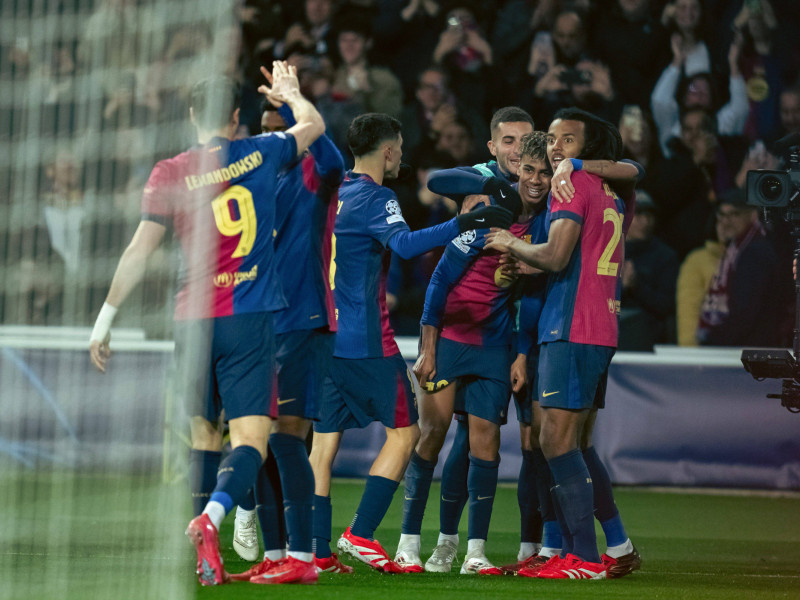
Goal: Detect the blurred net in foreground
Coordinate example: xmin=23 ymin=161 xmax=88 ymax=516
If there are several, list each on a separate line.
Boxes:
xmin=1 ymin=0 xmax=242 ymax=598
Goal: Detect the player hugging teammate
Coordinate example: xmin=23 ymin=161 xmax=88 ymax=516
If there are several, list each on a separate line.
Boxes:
xmin=91 ymin=60 xmax=642 ymax=584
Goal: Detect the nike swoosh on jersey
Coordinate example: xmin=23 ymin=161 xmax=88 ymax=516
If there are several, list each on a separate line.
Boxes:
xmin=277 ymin=397 xmax=296 ymax=405
xmin=441 ymin=496 xmax=458 ymax=502
xmin=542 ymin=390 xmax=559 ymax=398
xmin=499 ymin=190 xmax=506 ymax=198
xmin=477 ymin=495 xmax=493 ymax=500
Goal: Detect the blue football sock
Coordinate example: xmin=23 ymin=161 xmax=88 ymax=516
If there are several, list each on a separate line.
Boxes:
xmin=518 ymin=449 xmax=542 ymax=544
xmin=548 ymin=449 xmax=599 ymax=563
xmin=189 ymin=449 xmax=221 ymax=517
xmin=467 ymin=453 xmax=499 ymax=541
xmin=312 ymin=494 xmax=332 ymax=558
xmin=550 ymin=490 xmax=573 ymax=556
xmin=239 ymin=487 xmax=256 ymax=511
xmin=210 ymin=445 xmax=263 ymax=516
xmin=440 ymin=420 xmax=469 ymax=535
xmin=532 ymin=449 xmax=561 ymax=549
xmin=270 ymin=432 xmax=314 ymax=553
xmin=255 ymin=450 xmax=285 ymax=552
xmin=350 ymin=476 xmax=399 ymax=540
xmin=583 ymin=446 xmax=628 ymax=547
xmin=401 ymin=451 xmax=437 ymax=535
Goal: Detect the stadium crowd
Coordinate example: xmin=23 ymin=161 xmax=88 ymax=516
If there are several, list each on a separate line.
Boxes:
xmin=4 ymin=0 xmax=800 ymax=348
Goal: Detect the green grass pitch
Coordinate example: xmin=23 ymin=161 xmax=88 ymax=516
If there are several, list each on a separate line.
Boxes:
xmin=3 ymin=472 xmax=799 ymax=600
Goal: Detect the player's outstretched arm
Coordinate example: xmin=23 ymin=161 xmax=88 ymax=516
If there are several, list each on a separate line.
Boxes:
xmin=485 ymin=219 xmax=579 ymax=272
xmin=259 ymin=61 xmax=324 ymax=156
xmin=551 ymin=158 xmax=642 ymax=203
xmin=89 ymin=220 xmax=166 ymax=372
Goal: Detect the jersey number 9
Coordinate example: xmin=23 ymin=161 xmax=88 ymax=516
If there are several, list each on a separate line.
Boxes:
xmin=211 ymin=185 xmax=257 ymax=258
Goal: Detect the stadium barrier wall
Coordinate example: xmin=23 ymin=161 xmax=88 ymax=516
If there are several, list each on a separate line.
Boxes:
xmin=2 ymin=332 xmax=798 ymax=489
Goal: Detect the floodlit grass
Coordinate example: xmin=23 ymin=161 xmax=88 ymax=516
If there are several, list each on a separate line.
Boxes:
xmin=3 ymin=472 xmax=799 ymax=600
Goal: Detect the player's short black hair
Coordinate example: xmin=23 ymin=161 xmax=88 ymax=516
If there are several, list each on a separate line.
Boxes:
xmin=490 ymin=106 xmax=535 ymax=135
xmin=347 ymin=113 xmax=402 ymax=157
xmin=190 ymin=77 xmax=241 ymax=130
xmin=552 ymin=107 xmax=622 ymax=161
xmin=519 ymin=131 xmax=548 ymax=164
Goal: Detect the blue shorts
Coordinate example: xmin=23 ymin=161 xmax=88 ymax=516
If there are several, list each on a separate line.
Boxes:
xmin=175 ymin=312 xmax=276 ymax=422
xmin=537 ymin=341 xmax=614 ymax=410
xmin=514 ymin=347 xmax=540 ymax=425
xmin=314 ymin=353 xmax=418 ymax=433
xmin=429 ymin=337 xmax=512 ymax=425
xmin=274 ymin=328 xmax=333 ymax=420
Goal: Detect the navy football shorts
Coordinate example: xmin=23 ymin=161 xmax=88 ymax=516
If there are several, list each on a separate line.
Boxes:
xmin=314 ymin=353 xmax=418 ymax=433
xmin=273 ymin=328 xmax=333 ymax=420
xmin=427 ymin=337 xmax=512 ymax=425
xmin=175 ymin=311 xmax=276 ymax=422
xmin=537 ymin=340 xmax=614 ymax=410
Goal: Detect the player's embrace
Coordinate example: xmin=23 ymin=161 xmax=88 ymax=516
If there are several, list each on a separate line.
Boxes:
xmin=307 ymin=113 xmax=514 ymax=573
xmin=89 ymin=62 xmax=325 ymax=586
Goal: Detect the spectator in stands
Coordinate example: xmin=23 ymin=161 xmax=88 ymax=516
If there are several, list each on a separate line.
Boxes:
xmin=618 ymin=104 xmax=663 ymax=197
xmin=431 ymin=5 xmax=494 ymax=118
xmin=521 ymin=10 xmax=617 ymax=126
xmin=733 ymin=0 xmax=786 ymax=143
xmin=41 ymin=152 xmax=84 ymax=274
xmin=652 ymin=107 xmax=721 ymax=259
xmin=659 ymin=0 xmax=715 ymax=78
xmin=591 ymin=0 xmax=670 ymax=109
xmin=372 ymin=0 xmax=444 ymax=98
xmin=651 ymin=34 xmax=748 ymax=157
xmin=414 ymin=116 xmax=479 ymax=169
xmin=619 ymin=191 xmax=679 ymax=350
xmin=675 ymin=215 xmax=725 ymax=346
xmin=278 ymin=0 xmax=336 ymax=59
xmin=697 ymin=188 xmax=783 ymax=347
xmin=330 ymin=18 xmax=403 ymax=118
xmin=400 ymin=66 xmax=483 ymax=164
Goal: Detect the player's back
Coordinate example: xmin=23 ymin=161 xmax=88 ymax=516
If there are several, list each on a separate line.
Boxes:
xmin=273 ymin=154 xmax=339 ymax=334
xmin=141 ymin=133 xmax=296 ymax=320
xmin=330 ymin=172 xmax=409 ymax=359
xmin=539 ymin=171 xmax=627 ymax=348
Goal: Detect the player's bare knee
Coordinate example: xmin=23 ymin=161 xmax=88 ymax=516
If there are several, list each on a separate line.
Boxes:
xmin=275 ymin=415 xmax=310 ymax=439
xmin=190 ymin=417 xmax=222 ymax=451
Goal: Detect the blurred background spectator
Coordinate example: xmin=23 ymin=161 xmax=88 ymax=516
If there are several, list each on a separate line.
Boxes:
xmin=619 ymin=191 xmax=679 ymax=350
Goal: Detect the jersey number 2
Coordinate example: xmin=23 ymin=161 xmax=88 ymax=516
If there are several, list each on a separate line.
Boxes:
xmin=597 ymin=207 xmax=623 ymax=276
xmin=211 ymin=185 xmax=257 ymax=258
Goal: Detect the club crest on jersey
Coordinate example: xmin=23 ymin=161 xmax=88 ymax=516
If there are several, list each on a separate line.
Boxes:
xmin=385 ymin=199 xmax=405 ymax=224
xmin=452 ymin=229 xmax=476 ymax=253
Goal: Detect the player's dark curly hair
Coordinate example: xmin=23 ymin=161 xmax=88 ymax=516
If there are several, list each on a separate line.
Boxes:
xmin=552 ymin=107 xmax=622 ymax=161
xmin=519 ymin=131 xmax=548 ymax=165
xmin=347 ymin=113 xmax=402 ymax=158
xmin=489 ymin=106 xmax=535 ymax=135
xmin=190 ymin=77 xmax=241 ymax=130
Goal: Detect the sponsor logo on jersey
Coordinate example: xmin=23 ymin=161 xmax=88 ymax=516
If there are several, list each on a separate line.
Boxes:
xmin=607 ymin=298 xmax=621 ymax=314
xmin=494 ymin=266 xmax=515 ymax=288
xmin=213 ymin=265 xmax=258 ymax=288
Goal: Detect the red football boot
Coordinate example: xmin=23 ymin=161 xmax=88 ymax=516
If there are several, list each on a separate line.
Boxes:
xmin=536 ymin=553 xmax=606 ymax=579
xmin=229 ymin=557 xmax=278 ymax=582
xmin=314 ymin=552 xmax=354 ymax=574
xmin=250 ymin=556 xmax=318 ymax=584
xmin=336 ymin=527 xmax=404 ymax=573
xmin=185 ymin=514 xmax=229 ymax=586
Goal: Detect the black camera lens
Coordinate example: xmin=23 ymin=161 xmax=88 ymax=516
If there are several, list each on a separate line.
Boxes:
xmin=759 ymin=175 xmax=784 ymax=201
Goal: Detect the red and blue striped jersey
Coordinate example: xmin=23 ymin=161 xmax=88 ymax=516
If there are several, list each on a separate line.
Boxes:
xmin=330 ymin=172 xmax=410 ymax=358
xmin=422 ymin=218 xmax=533 ymax=347
xmin=273 ymin=136 xmax=343 ymax=334
xmin=538 ymin=171 xmax=633 ymax=348
xmin=141 ymin=133 xmax=296 ymax=320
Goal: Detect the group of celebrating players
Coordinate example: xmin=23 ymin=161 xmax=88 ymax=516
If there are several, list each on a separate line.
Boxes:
xmin=89 ymin=58 xmax=642 ymax=585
